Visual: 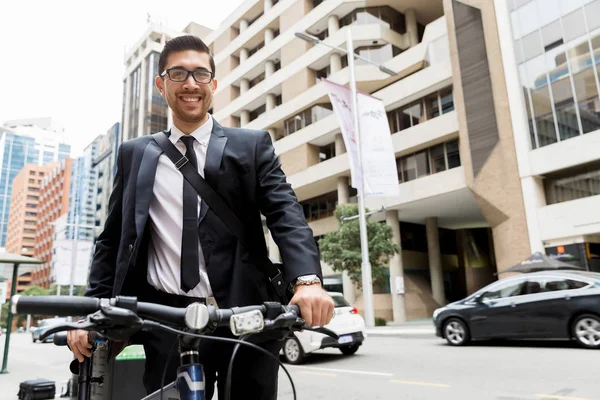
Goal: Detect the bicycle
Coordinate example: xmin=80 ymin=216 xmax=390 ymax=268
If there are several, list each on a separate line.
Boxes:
xmin=10 ymin=295 xmax=337 ymax=400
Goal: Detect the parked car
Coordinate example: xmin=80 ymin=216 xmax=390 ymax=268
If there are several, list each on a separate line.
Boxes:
xmin=281 ymin=292 xmax=366 ymax=364
xmin=433 ymin=271 xmax=600 ymax=349
xmin=32 ymin=318 xmax=68 ymax=343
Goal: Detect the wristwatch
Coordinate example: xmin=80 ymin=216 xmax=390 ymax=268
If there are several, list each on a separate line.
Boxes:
xmin=293 ymin=274 xmax=322 ymax=289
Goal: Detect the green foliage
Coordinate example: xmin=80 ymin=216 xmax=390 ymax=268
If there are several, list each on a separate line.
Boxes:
xmin=375 ymin=317 xmax=387 ymax=327
xmin=48 ymin=284 xmax=87 ymax=296
xmin=319 ymin=204 xmax=399 ymax=291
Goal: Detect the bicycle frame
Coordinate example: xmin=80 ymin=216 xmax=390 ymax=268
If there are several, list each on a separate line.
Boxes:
xmin=143 ymin=337 xmax=207 ymax=400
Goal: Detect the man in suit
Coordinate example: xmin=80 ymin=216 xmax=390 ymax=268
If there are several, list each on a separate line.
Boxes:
xmin=67 ymin=35 xmax=334 ymax=399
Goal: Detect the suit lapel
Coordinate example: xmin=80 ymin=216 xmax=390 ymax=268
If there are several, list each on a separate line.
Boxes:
xmin=135 ymin=138 xmax=163 ymax=238
xmin=199 ymin=121 xmax=227 ymax=225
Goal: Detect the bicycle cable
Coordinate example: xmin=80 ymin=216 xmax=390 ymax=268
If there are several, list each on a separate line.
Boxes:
xmin=160 ymin=336 xmax=179 ymax=400
xmin=224 ymin=334 xmax=250 ymax=400
xmin=144 ymin=321 xmax=297 ymax=400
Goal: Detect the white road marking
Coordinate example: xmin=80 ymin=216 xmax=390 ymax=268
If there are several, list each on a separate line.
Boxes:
xmin=390 ymin=380 xmax=450 ymax=388
xmin=289 ymin=365 xmax=393 ymax=377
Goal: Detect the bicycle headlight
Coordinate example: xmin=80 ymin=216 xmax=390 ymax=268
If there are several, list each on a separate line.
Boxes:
xmin=230 ymin=310 xmax=265 ymax=336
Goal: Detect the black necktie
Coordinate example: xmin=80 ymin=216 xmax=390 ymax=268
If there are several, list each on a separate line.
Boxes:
xmin=180 ymin=136 xmax=200 ymax=292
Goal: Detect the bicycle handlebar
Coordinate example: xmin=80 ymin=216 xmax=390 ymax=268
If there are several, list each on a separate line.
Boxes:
xmin=11 ymin=295 xmax=305 ymax=338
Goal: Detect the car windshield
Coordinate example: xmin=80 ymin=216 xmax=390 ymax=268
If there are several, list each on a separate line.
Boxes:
xmin=331 ymin=295 xmax=351 ymax=308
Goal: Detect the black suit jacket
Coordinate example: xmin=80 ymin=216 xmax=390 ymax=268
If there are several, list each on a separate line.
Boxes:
xmin=86 ymin=120 xmax=322 ymax=308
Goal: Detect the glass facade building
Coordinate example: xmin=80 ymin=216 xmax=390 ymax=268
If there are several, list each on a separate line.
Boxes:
xmin=510 ymin=0 xmax=600 ymax=149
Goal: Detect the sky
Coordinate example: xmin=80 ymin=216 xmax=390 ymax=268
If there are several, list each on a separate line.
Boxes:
xmin=0 ymin=0 xmax=246 ymax=156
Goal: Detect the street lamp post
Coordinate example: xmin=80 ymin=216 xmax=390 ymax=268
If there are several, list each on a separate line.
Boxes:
xmin=295 ymin=30 xmax=397 ymax=328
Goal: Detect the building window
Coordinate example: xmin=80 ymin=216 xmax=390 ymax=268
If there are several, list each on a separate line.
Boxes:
xmin=26 ymin=203 xmax=36 ymax=209
xmin=544 ymin=162 xmax=600 ymax=205
xmin=339 ymin=6 xmax=407 ymax=35
xmin=354 ymin=44 xmax=403 ymax=65
xmin=29 ymin=170 xmax=35 ymax=175
xmin=396 ymin=139 xmax=461 ymax=183
xmin=387 ymin=87 xmax=454 ymax=133
xmin=28 ymin=178 xmax=35 ymax=184
xmin=316 ymin=65 xmax=330 ymax=83
xmin=284 ymin=104 xmax=333 ymax=136
xmin=511 ymin=1 xmax=600 ymax=149
xmin=248 ymin=41 xmax=265 ymax=58
xmin=249 ymin=104 xmax=266 ymax=122
xmin=301 ymin=191 xmax=338 ymax=222
xmin=319 ymin=143 xmax=336 ymax=162
xmin=249 ymin=72 xmax=265 ymax=88
xmin=25 ymin=212 xmax=37 ymax=217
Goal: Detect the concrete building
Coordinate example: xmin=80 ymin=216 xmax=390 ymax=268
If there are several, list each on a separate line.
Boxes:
xmin=5 ymin=164 xmax=53 ymax=257
xmin=202 ymin=0 xmax=466 ymax=321
xmin=93 ymin=123 xmax=120 ymax=232
xmin=117 ymin=0 xmax=600 ymax=322
xmin=0 ymin=119 xmax=70 ymax=248
xmin=121 ymin=22 xmax=213 ymax=142
xmin=32 ymin=158 xmax=74 ymax=288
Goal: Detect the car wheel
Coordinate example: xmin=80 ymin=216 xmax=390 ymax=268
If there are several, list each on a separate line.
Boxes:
xmin=339 ymin=344 xmax=359 ymax=355
xmin=572 ymin=314 xmax=600 ymax=349
xmin=443 ymin=318 xmax=470 ymax=346
xmin=282 ymin=336 xmax=305 ymax=364
xmin=32 ymin=338 xmax=36 ymax=343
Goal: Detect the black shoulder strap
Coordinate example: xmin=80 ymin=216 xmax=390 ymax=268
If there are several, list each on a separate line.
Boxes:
xmin=151 ymin=131 xmax=248 ymax=247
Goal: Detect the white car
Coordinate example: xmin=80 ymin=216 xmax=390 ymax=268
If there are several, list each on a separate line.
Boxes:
xmin=281 ymin=292 xmax=366 ymax=364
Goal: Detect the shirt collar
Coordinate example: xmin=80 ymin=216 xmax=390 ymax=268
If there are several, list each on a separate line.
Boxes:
xmin=169 ymin=114 xmax=213 ymax=146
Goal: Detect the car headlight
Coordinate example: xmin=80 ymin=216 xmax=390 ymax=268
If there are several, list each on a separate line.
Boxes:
xmin=432 ymin=308 xmax=445 ymax=321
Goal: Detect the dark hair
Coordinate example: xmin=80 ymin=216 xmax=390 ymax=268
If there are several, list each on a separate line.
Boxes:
xmin=158 ymin=35 xmax=215 ymax=76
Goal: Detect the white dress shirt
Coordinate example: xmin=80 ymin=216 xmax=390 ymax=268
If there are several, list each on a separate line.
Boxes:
xmin=147 ymin=116 xmax=214 ymax=297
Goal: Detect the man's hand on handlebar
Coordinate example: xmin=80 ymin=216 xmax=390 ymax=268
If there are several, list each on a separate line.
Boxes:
xmin=289 ymin=285 xmax=334 ymax=327
xmin=67 ymin=329 xmax=92 ymax=363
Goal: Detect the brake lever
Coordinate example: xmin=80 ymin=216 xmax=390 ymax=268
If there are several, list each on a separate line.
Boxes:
xmin=297 ymin=324 xmax=339 ymax=340
xmin=39 ymin=321 xmax=98 ymax=341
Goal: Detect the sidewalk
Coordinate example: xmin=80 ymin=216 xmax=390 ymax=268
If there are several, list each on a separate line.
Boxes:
xmin=365 ymin=319 xmax=436 ymax=337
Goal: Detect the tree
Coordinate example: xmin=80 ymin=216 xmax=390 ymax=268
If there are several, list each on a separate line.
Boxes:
xmin=319 ymin=204 xmax=400 ymax=290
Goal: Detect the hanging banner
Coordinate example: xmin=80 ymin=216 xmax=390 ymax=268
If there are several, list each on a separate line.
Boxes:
xmin=322 ymin=79 xmax=399 ymax=197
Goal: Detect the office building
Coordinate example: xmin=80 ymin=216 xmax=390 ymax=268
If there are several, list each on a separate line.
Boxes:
xmin=0 ymin=119 xmax=70 ymax=248
xmin=495 ymin=0 xmax=600 ymax=271
xmin=5 ymin=164 xmax=53 ymax=257
xmin=94 ymin=123 xmax=120 ymax=231
xmin=32 ymin=158 xmax=74 ymax=288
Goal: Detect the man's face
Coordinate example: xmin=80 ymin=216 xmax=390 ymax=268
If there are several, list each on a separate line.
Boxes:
xmin=155 ymin=50 xmax=217 ymax=128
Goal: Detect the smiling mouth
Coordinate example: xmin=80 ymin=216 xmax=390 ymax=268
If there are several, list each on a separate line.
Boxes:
xmin=181 ymin=97 xmax=200 ymax=103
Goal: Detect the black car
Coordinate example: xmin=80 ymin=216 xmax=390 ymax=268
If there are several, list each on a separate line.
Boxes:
xmin=433 ymin=271 xmax=600 ymax=349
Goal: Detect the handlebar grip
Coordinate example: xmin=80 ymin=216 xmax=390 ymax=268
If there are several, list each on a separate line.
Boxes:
xmin=53 ymin=331 xmax=68 ymax=347
xmin=136 ymin=302 xmax=187 ymax=326
xmin=11 ymin=295 xmax=101 ymax=317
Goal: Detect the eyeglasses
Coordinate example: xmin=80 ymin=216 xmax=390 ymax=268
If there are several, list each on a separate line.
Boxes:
xmin=160 ymin=67 xmax=214 ymax=84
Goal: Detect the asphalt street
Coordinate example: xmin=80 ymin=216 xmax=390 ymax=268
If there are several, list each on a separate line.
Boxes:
xmin=0 ymin=331 xmax=597 ymax=400
xmin=276 ymin=335 xmax=598 ymax=400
